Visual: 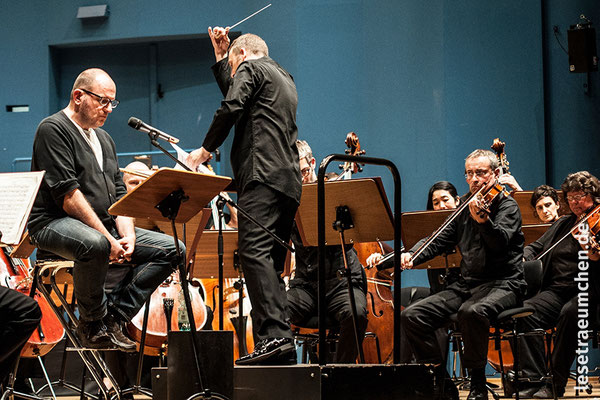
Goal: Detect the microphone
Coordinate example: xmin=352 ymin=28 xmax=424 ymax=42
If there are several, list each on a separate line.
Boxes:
xmin=127 ymin=117 xmax=179 ymax=144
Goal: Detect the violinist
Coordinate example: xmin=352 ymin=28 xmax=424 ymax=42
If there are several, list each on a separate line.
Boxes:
xmin=366 ymin=181 xmax=462 ymax=376
xmin=513 ymin=171 xmax=600 ymax=399
xmin=187 ymin=27 xmax=301 ymax=365
xmin=286 ymin=140 xmax=368 ymax=363
xmin=0 ymin=286 xmax=41 ymax=384
xmin=367 ymin=180 xmax=462 ymax=294
xmin=401 ymin=149 xmax=526 ymax=400
xmin=28 ymin=69 xmax=184 ymax=352
xmin=530 ymin=185 xmax=561 ymax=224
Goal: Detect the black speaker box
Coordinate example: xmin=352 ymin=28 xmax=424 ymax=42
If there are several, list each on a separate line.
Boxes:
xmin=167 ymin=331 xmax=233 ymax=400
xmin=152 ymin=367 xmax=168 ymax=400
xmin=234 ymin=364 xmax=436 ymax=400
xmin=568 ymin=27 xmax=598 ymax=73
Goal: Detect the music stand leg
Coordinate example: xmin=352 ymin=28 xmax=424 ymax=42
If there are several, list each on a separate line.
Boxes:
xmin=170 ymin=219 xmax=206 ymax=393
xmin=122 ymin=297 xmax=153 ymax=398
xmin=216 ymin=196 xmax=226 ymax=331
xmin=336 ymin=230 xmax=365 ymax=364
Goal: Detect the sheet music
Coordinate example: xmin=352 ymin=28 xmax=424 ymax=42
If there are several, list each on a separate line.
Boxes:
xmin=170 ymin=142 xmax=212 ymax=174
xmin=0 ymin=171 xmax=44 ymax=245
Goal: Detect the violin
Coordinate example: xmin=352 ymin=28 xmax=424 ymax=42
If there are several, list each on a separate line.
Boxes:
xmin=535 ymin=203 xmax=600 ymax=261
xmin=572 ymin=204 xmax=600 ymax=252
xmin=473 ymin=182 xmax=509 ymax=218
xmin=0 ymin=247 xmax=64 ymax=357
xmin=407 ymin=184 xmax=488 ymax=264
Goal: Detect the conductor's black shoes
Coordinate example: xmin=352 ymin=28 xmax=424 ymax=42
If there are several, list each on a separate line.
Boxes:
xmin=76 ymin=319 xmax=114 ymax=349
xmin=235 ymin=337 xmax=296 ymax=365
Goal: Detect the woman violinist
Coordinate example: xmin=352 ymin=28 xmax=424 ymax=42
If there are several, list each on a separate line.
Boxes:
xmin=511 ymin=171 xmax=600 ymax=398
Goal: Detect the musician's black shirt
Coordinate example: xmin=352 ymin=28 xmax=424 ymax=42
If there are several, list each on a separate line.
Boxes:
xmin=410 ymin=192 xmax=525 ymax=292
xmin=525 ymin=214 xmax=599 ymax=297
xmin=28 ymin=111 xmax=126 ymax=235
xmin=202 ymin=57 xmax=301 ymax=203
xmin=289 ymin=224 xmax=364 ymax=289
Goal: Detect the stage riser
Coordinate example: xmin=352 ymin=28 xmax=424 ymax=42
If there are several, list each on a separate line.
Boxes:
xmin=167 ymin=331 xmax=234 ymax=400
xmin=234 ymin=364 xmax=436 ymax=400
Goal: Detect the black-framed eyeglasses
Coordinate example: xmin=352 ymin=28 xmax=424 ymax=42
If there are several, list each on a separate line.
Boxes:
xmin=300 ymin=167 xmax=312 ymax=177
xmin=79 ymin=88 xmax=120 ymax=109
xmin=566 ymin=193 xmax=588 ymax=203
xmin=464 ymin=169 xmax=491 ymax=179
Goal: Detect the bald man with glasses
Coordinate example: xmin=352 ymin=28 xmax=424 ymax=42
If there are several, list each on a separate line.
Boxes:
xmin=29 ymin=68 xmax=182 ymax=352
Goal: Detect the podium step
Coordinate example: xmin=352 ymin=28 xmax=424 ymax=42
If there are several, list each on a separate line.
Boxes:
xmin=234 ymin=363 xmax=436 ymax=400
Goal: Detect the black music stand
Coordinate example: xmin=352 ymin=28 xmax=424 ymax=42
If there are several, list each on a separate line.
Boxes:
xmin=109 ymin=168 xmax=231 ymax=400
xmin=297 ymin=178 xmax=394 ymax=363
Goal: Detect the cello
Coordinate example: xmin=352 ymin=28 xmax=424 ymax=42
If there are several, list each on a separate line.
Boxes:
xmin=0 ymin=246 xmax=64 ymax=358
xmin=354 ymin=242 xmax=395 ymax=364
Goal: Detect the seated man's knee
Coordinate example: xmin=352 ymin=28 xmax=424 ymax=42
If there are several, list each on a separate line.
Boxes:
xmin=458 ymin=303 xmax=487 ymax=325
xmin=80 ymin=234 xmax=111 ymax=262
xmin=401 ymin=305 xmax=421 ymax=328
xmin=558 ymin=297 xmax=579 ymax=324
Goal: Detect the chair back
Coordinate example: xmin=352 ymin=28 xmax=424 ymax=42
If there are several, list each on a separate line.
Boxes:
xmin=522 ymin=259 xmax=543 ymax=299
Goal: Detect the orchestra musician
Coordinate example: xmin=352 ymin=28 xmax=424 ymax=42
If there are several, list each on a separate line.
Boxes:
xmin=367 ymin=180 xmax=462 ymax=293
xmin=28 ymin=68 xmax=184 ymax=352
xmin=187 ymin=27 xmax=301 ymax=365
xmin=0 ymin=287 xmax=41 ymax=384
xmin=400 ymin=149 xmax=526 ymax=400
xmin=366 ymin=181 xmax=462 ymax=377
xmin=530 ymin=185 xmax=561 ymax=224
xmin=286 ymin=140 xmax=368 ymax=363
xmin=512 ymin=171 xmax=600 ymax=399
xmin=121 ymin=161 xmax=151 ymax=192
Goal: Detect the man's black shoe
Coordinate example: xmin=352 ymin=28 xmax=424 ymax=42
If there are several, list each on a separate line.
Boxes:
xmin=467 ymin=384 xmax=489 ymax=400
xmin=235 ymin=337 xmax=296 ymax=365
xmin=104 ymin=313 xmax=137 ymax=352
xmin=76 ymin=319 xmax=114 ymax=349
xmin=532 ymin=385 xmax=563 ymax=399
xmin=513 ymin=385 xmax=541 ymax=399
xmin=438 ymin=378 xmax=459 ymax=400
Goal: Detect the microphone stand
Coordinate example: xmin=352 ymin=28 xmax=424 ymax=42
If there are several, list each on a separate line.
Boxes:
xmin=147 ymin=132 xmax=191 ymax=172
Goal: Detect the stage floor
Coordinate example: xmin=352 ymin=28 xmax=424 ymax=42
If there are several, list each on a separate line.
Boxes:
xmin=18 ymin=376 xmax=600 ymax=399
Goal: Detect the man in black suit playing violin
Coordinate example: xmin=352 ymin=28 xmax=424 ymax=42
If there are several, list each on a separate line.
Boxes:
xmin=401 ymin=149 xmax=526 ymax=400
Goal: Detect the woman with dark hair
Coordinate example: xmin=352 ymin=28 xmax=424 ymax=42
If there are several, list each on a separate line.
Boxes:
xmin=427 ymin=181 xmax=461 ymax=211
xmin=530 ymin=185 xmax=560 ymax=224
